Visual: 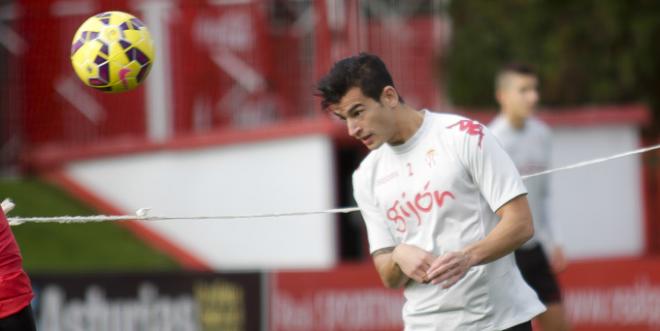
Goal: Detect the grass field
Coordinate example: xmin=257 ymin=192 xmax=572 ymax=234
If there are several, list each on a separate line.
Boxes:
xmin=0 ymin=177 xmax=180 ymax=273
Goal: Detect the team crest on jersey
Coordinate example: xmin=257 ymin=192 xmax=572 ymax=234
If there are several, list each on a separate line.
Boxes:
xmin=447 ymin=120 xmax=485 ymax=148
xmin=426 ymin=149 xmax=437 ymax=167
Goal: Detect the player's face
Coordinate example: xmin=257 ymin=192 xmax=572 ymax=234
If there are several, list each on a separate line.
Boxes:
xmin=499 ymin=74 xmax=539 ymax=121
xmin=331 ymin=87 xmax=398 ymax=150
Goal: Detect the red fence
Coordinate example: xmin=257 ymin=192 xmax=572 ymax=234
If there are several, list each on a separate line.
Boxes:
xmin=28 ymin=258 xmax=660 ymax=331
xmin=17 ymin=0 xmax=146 ymax=148
xmin=271 ymin=258 xmax=660 ymax=331
xmin=2 ymin=0 xmax=445 ymax=171
xmin=271 ymin=263 xmax=404 ymax=331
xmin=559 ymin=258 xmax=660 ymax=331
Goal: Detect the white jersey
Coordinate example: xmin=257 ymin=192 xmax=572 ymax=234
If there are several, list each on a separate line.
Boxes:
xmin=353 ymin=110 xmax=545 ymax=331
xmin=489 ymin=115 xmax=555 ymax=250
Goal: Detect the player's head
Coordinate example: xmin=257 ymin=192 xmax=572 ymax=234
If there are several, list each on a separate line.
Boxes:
xmin=316 ymin=53 xmax=404 ymax=149
xmin=495 ymin=63 xmax=539 ymax=125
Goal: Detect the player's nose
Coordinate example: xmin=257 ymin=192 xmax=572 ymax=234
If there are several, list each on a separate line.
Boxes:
xmin=347 ymin=119 xmax=362 ymax=138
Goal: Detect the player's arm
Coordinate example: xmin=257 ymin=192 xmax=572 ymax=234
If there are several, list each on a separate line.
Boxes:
xmin=425 ymin=194 xmax=533 ymax=288
xmin=464 ymin=194 xmax=533 ymax=264
xmin=372 ymin=247 xmax=408 ymax=289
xmin=372 ymin=244 xmax=436 ymax=288
xmin=425 ymin=120 xmax=533 ymax=288
xmin=352 ymin=164 xmax=436 ymax=288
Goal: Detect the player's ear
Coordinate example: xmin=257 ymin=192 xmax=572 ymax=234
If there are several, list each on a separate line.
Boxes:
xmin=495 ymin=88 xmax=505 ymax=107
xmin=381 ymin=86 xmax=399 ymax=107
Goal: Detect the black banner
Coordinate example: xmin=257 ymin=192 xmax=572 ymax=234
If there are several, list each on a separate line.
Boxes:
xmin=30 ymin=271 xmax=263 ymax=331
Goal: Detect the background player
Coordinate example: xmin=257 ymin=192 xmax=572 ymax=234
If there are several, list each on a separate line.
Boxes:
xmin=489 ymin=63 xmax=571 ymax=331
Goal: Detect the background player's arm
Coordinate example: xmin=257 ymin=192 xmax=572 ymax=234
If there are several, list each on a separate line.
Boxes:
xmin=372 ymin=244 xmax=435 ymax=288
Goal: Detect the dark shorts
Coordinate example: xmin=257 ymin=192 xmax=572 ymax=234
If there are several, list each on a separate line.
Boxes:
xmin=0 ymin=305 xmax=36 ymax=331
xmin=503 ymin=320 xmax=532 ymax=331
xmin=514 ymin=243 xmax=562 ymax=304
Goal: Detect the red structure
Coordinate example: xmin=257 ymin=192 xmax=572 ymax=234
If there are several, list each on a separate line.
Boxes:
xmin=6 ymin=0 xmax=445 ymax=165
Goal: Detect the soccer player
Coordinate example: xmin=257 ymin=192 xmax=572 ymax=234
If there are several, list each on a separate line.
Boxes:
xmin=489 ymin=63 xmax=571 ymax=331
xmin=0 ymin=207 xmax=36 ymax=331
xmin=316 ymin=53 xmax=545 ymax=331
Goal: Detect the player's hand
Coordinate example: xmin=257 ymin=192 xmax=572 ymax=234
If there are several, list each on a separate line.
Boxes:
xmin=392 ymin=244 xmax=435 ymax=283
xmin=550 ymin=246 xmax=568 ymax=273
xmin=425 ymin=251 xmax=473 ymax=288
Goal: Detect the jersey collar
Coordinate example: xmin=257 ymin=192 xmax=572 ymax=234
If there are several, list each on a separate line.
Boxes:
xmin=388 ymin=109 xmax=430 ymax=154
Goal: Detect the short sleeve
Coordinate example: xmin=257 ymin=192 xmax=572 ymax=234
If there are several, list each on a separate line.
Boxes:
xmin=448 ymin=118 xmax=527 ymax=212
xmin=352 ymin=169 xmax=397 ymax=254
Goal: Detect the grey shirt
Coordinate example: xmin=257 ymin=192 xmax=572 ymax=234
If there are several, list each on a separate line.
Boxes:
xmin=489 ymin=115 xmax=557 ymax=250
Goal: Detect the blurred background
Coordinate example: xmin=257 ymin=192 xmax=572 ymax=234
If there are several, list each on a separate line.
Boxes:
xmin=1 ymin=0 xmax=660 ymax=330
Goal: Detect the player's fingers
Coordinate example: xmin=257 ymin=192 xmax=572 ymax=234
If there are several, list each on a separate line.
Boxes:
xmin=422 ymin=252 xmax=437 ymax=266
xmin=429 ymin=270 xmax=448 ymax=285
xmin=411 ymin=269 xmax=428 ymax=283
xmin=428 ymin=253 xmax=462 ymax=279
xmin=552 ymin=258 xmax=567 ymax=273
xmin=426 ymin=254 xmax=453 ymax=277
xmin=403 ymin=268 xmax=421 ymax=282
xmin=413 ymin=260 xmax=434 ymax=281
xmin=426 ymin=261 xmax=453 ymax=282
xmin=442 ymin=268 xmax=469 ymax=289
xmin=430 ymin=258 xmax=465 ymax=284
xmin=435 ymin=267 xmax=460 ymax=287
xmin=403 ymin=257 xmax=431 ymax=277
xmin=423 ymin=260 xmax=435 ymax=272
xmin=428 ymin=254 xmax=451 ymax=270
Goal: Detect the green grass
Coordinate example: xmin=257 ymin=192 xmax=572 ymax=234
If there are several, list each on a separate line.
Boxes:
xmin=1 ymin=177 xmax=180 ymax=273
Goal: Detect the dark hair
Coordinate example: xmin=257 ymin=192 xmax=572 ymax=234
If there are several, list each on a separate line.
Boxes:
xmin=316 ymin=53 xmax=401 ymax=110
xmin=496 ymin=63 xmax=537 ymax=89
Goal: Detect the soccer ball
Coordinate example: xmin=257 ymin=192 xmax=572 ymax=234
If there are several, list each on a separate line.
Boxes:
xmin=70 ymin=11 xmax=155 ymax=93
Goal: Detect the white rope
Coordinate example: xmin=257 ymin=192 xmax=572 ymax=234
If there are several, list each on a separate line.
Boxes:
xmin=5 ymin=143 xmax=660 ymax=226
xmin=1 ymin=199 xmax=15 ymax=214
xmin=521 ymin=143 xmax=660 ymax=180
xmin=4 ymin=206 xmax=362 ymax=226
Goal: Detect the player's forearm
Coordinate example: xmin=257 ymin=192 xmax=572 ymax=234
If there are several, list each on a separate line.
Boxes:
xmin=379 ymin=259 xmax=410 ymax=289
xmin=463 ymin=195 xmax=533 ymax=266
xmin=373 ymin=248 xmax=409 ymax=289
